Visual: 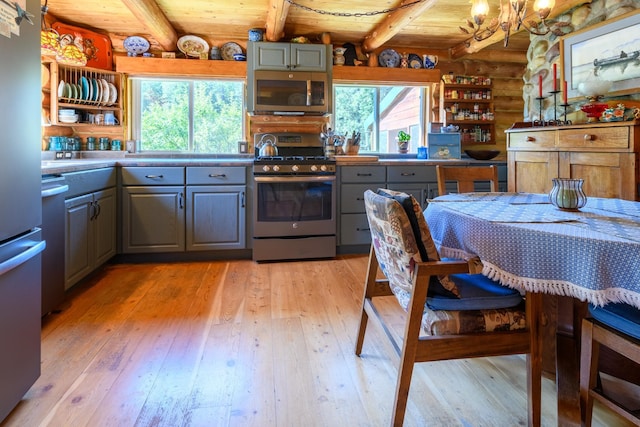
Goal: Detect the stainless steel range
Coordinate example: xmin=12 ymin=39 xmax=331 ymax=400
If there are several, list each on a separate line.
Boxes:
xmin=252 ymin=133 xmax=336 ymax=262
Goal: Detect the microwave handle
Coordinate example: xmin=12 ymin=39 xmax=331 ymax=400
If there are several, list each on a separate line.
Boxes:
xmin=306 ymin=80 xmax=311 ymax=106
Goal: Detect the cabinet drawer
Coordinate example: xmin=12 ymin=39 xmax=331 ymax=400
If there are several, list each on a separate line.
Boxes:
xmin=63 ymin=167 xmax=116 ymax=198
xmin=508 ymin=130 xmax=555 ymax=149
xmin=387 ymin=165 xmax=436 ymax=182
xmin=186 ymin=167 xmax=246 ymax=185
xmin=340 ymin=165 xmax=386 ymax=183
xmin=557 ymin=126 xmax=630 ymax=150
xmin=341 ymin=184 xmax=383 ymax=213
xmin=340 ymin=213 xmax=372 ymax=245
xmin=121 ymin=167 xmax=185 ymax=185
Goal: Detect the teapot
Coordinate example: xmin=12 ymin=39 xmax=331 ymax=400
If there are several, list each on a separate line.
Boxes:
xmin=257 ymin=134 xmax=278 ymax=157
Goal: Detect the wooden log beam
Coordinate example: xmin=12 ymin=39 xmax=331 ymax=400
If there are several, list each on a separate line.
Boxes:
xmin=361 ymin=0 xmax=439 ymax=53
xmin=120 ymin=0 xmax=177 ymax=52
xmin=265 ymin=0 xmax=290 ymax=42
xmin=449 ymin=0 xmax=591 ymax=60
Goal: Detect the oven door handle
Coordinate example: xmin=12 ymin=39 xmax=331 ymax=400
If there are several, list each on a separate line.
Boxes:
xmin=254 ymin=175 xmax=336 ymax=183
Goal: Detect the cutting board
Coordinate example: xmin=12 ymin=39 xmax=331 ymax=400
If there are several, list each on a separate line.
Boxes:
xmin=335 ymin=155 xmax=379 ymax=162
xmin=52 ymin=22 xmax=113 ymax=70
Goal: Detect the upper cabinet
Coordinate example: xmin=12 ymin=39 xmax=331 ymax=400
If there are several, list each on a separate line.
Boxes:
xmin=249 ymin=42 xmax=330 ymax=72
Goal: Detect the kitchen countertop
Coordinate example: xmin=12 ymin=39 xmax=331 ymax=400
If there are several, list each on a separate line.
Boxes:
xmin=41 ymin=154 xmax=505 ymax=175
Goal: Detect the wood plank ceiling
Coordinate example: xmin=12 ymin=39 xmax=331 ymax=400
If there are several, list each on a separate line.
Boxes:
xmin=42 ymin=0 xmax=584 ymax=61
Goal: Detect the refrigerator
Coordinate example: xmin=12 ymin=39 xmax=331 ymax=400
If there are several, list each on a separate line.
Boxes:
xmin=0 ymin=0 xmax=46 ymax=421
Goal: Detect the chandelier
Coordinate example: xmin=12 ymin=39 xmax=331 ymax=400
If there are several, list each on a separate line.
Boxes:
xmin=460 ymin=0 xmax=566 ymax=47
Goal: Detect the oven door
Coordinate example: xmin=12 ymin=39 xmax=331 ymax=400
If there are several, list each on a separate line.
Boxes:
xmin=253 ymin=175 xmax=336 ymax=238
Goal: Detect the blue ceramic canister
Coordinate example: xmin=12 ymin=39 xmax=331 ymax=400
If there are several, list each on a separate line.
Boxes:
xmin=248 ymin=28 xmax=264 ymax=42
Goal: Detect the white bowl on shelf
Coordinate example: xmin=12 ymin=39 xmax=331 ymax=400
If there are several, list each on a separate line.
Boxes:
xmin=578 ymin=79 xmax=612 ymax=98
xmin=58 ymin=114 xmax=79 ymax=123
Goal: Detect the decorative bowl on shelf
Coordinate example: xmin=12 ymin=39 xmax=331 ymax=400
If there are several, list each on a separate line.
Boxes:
xmin=233 ymin=53 xmax=246 ymax=61
xmin=580 ymin=102 xmax=608 ymax=123
xmin=464 ymin=149 xmax=500 ymax=160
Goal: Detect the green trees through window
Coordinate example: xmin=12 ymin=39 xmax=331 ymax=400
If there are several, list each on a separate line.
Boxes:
xmin=133 ymin=78 xmax=244 ymax=153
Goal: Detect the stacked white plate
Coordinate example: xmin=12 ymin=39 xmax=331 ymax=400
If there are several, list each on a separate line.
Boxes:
xmin=59 ymin=109 xmax=78 ymax=123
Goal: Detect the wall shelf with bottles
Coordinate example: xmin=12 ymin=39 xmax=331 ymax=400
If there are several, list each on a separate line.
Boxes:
xmin=46 ymin=62 xmax=124 ymax=128
xmin=439 ymin=76 xmax=495 ymax=145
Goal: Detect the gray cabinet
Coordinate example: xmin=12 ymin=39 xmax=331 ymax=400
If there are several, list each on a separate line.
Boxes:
xmin=121 ymin=167 xmax=185 ymax=253
xmin=386 ymin=165 xmax=438 ymax=209
xmin=338 ymin=165 xmax=386 ymax=246
xmin=121 ymin=166 xmax=248 ymax=253
xmin=250 ymin=42 xmax=329 ymax=71
xmin=63 ymin=168 xmax=116 ymax=290
xmin=64 ymin=186 xmax=116 ymax=289
xmin=185 ymin=167 xmax=246 ymax=250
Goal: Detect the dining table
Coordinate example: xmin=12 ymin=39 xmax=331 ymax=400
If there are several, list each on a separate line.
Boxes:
xmin=424 ymin=192 xmax=640 ymax=426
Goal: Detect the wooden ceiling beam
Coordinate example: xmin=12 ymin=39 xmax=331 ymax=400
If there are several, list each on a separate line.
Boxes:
xmin=120 ymin=0 xmax=177 ymax=52
xmin=265 ymin=0 xmax=290 ymax=41
xmin=449 ymin=0 xmax=590 ymax=60
xmin=361 ymin=0 xmax=439 ymax=53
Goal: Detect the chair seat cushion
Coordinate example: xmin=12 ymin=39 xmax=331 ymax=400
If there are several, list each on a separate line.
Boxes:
xmin=589 ymin=303 xmax=640 ymax=341
xmin=427 ymin=273 xmax=523 ymax=311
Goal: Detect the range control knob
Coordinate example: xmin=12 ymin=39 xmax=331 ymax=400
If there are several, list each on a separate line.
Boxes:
xmin=310 ymin=165 xmax=318 ymax=172
xmin=273 ymin=165 xmax=280 ymax=172
xmin=291 ymin=165 xmax=299 ymax=172
xmin=262 ymin=165 xmax=270 ymax=172
xmin=320 ymin=165 xmax=328 ymax=172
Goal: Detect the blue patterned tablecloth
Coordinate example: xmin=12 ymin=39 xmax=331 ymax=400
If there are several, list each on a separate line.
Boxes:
xmin=425 ymin=193 xmax=640 ymax=308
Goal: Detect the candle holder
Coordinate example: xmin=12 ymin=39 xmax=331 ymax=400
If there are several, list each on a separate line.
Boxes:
xmin=533 ymin=96 xmax=547 ymax=126
xmin=559 ymin=103 xmax=572 ymax=126
xmin=549 ymin=90 xmax=560 ymax=123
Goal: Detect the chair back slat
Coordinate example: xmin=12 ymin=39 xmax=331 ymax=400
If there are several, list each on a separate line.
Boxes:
xmin=436 ymin=165 xmax=499 ymax=195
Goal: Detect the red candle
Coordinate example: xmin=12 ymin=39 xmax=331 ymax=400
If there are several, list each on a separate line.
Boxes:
xmin=563 ymin=80 xmax=568 ymax=104
xmin=553 ymin=64 xmax=557 ymax=91
xmin=538 ymin=74 xmax=543 ymax=97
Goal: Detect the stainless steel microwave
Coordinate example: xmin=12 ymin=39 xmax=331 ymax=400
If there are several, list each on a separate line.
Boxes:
xmin=248 ymin=70 xmax=331 ymax=115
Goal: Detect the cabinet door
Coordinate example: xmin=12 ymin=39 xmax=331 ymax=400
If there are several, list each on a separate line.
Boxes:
xmin=122 ymin=186 xmax=185 ymax=253
xmin=93 ymin=188 xmax=117 ymax=266
xmin=186 ymin=185 xmax=246 ymax=250
xmin=65 ymin=193 xmax=93 ymax=289
xmin=387 ymin=184 xmax=428 ymax=209
xmin=559 ymin=152 xmax=637 ymax=200
xmin=291 ymin=44 xmax=327 ymax=71
xmin=508 ymin=151 xmax=558 ymax=194
xmin=252 ymin=42 xmax=290 ymax=70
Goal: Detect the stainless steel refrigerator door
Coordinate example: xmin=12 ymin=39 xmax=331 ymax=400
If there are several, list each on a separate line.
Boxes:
xmin=0 ymin=0 xmax=42 ymax=242
xmin=0 ymin=229 xmax=45 ymax=422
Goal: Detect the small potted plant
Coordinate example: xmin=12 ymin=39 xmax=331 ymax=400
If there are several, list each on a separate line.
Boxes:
xmin=396 ymin=130 xmax=410 ymax=153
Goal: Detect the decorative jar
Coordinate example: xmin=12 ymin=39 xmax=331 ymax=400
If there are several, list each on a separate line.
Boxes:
xmin=549 ymin=178 xmax=587 ymax=211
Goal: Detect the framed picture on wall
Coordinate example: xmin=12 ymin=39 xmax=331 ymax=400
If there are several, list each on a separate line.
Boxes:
xmin=561 ymin=10 xmax=640 ymax=100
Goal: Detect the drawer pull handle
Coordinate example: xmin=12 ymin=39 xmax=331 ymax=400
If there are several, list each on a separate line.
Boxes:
xmin=356 ymin=227 xmax=370 ymax=232
xmin=401 ymin=172 xmax=416 ymax=177
xmin=584 ymin=134 xmax=594 ymax=141
xmin=145 ymin=174 xmax=164 ymax=179
xmin=209 ymin=173 xmax=227 ymax=178
xmin=357 ymin=173 xmax=372 ymax=177
xmin=356 ymin=197 xmax=364 ymax=201
xmin=526 ymin=136 xmax=535 ymax=142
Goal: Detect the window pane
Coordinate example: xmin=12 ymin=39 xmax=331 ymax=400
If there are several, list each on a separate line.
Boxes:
xmin=137 ymin=78 xmax=244 ymax=153
xmin=193 ymin=81 xmax=244 ymax=153
xmin=334 ymin=84 xmax=428 ymax=154
xmin=140 ymin=80 xmax=189 ymax=151
xmin=333 ymin=86 xmax=376 ymax=152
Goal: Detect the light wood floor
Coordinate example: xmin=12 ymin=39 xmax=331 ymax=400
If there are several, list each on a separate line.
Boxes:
xmin=1 ymin=255 xmax=632 ymax=426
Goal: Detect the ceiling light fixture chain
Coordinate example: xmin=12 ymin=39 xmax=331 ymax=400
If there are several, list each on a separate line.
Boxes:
xmin=284 ymin=0 xmax=427 ymax=17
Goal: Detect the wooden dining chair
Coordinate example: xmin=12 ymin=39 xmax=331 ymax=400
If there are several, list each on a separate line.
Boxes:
xmin=436 ymin=164 xmax=499 ymax=195
xmin=356 ymin=188 xmax=542 ymax=426
xmin=580 ymin=303 xmax=640 ymax=427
